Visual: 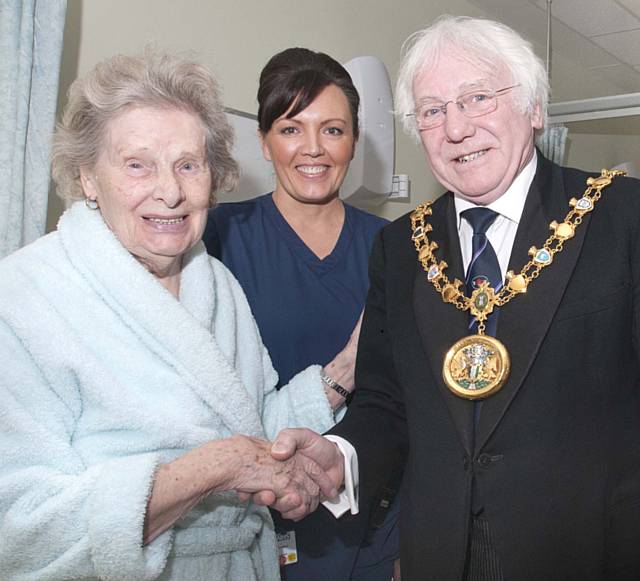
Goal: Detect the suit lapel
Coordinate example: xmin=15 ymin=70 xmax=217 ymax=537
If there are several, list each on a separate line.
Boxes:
xmin=476 ymin=155 xmax=591 ymax=448
xmin=413 ymin=193 xmax=476 ymax=454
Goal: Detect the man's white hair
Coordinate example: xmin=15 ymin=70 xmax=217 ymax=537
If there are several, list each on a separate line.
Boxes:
xmin=395 ymin=15 xmax=549 ymax=140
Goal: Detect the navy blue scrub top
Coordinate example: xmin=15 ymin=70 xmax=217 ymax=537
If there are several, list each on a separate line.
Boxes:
xmin=203 ymin=193 xmax=387 ymax=387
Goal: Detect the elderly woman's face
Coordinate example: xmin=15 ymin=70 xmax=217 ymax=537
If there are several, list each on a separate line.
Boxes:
xmin=81 ymin=106 xmax=211 ymax=275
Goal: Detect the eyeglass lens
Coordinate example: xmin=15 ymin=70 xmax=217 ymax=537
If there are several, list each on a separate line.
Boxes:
xmin=413 ymin=85 xmax=518 ymax=129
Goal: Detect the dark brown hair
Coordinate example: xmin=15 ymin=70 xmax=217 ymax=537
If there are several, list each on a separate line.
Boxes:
xmin=257 ymin=47 xmax=360 ymax=138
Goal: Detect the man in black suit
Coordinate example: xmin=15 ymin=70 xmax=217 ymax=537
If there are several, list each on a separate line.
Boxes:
xmin=262 ymin=15 xmax=640 ymax=581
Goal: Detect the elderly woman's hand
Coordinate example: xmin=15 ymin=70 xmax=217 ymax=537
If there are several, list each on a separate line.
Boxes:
xmin=244 ymin=428 xmax=346 ymax=520
xmin=143 ymin=434 xmax=337 ymax=543
xmin=224 ymin=435 xmax=337 ymax=508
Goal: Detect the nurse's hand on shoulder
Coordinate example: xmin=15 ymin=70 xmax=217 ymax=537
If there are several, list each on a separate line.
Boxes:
xmin=322 ymin=311 xmax=363 ymax=406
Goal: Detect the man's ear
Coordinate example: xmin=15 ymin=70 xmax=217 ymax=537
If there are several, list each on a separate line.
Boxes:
xmin=531 ymin=101 xmax=543 ymax=131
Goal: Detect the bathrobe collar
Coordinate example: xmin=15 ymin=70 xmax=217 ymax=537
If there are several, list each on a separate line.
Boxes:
xmin=58 ymin=202 xmax=265 ymax=439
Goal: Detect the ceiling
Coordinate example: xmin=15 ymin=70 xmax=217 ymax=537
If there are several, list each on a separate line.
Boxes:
xmin=467 ymin=0 xmax=640 ymax=100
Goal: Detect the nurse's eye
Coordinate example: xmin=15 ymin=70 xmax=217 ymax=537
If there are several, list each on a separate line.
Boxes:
xmin=325 ymin=126 xmax=344 ymax=136
xmin=280 ymin=126 xmax=299 ymax=135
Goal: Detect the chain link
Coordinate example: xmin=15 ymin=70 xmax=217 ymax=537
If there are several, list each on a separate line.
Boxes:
xmin=411 ymin=169 xmax=625 ymax=322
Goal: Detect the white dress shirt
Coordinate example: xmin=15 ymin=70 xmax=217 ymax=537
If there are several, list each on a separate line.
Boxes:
xmin=455 ymin=153 xmax=537 ymax=278
xmin=325 ymin=153 xmax=538 ymax=517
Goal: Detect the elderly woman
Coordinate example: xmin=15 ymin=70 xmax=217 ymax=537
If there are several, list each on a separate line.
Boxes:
xmin=203 ymin=48 xmax=400 ymax=581
xmin=0 ymin=52 xmax=340 ymax=581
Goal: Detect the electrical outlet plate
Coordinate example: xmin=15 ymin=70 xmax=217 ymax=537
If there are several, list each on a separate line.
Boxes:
xmin=389 ymin=174 xmax=410 ymax=199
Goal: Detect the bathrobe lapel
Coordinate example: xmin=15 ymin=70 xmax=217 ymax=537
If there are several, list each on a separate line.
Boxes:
xmin=58 ymin=203 xmax=265 ymax=438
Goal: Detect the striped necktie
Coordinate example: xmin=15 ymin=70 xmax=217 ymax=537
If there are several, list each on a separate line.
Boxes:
xmin=462 ymin=207 xmax=502 ymax=337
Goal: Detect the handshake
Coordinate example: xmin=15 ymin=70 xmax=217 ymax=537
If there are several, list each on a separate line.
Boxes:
xmin=231 ymin=428 xmax=348 ymax=521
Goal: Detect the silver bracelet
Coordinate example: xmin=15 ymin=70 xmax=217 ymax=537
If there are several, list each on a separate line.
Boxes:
xmin=320 ymin=370 xmax=351 ymax=400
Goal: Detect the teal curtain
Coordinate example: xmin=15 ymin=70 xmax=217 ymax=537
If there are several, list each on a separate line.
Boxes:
xmin=0 ymin=0 xmax=67 ymax=258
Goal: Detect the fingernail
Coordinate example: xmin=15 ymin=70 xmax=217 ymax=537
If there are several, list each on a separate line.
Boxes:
xmin=272 ymin=443 xmax=285 ymax=453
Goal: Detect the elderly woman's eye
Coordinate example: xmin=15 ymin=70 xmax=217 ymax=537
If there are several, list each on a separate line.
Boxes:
xmin=127 ymin=161 xmax=144 ymax=170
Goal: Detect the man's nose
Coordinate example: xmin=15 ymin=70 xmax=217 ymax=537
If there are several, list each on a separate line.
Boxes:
xmin=443 ymin=102 xmax=475 ymax=142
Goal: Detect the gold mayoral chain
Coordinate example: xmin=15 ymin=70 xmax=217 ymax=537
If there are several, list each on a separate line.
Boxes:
xmin=410 ymin=169 xmax=625 ymax=400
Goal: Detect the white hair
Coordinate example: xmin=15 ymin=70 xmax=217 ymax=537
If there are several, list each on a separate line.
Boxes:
xmin=395 ymin=15 xmax=549 ymax=139
xmin=52 ymin=50 xmax=239 ymax=204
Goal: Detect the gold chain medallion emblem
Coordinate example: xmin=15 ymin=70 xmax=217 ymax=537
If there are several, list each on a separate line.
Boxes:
xmin=443 ymin=335 xmax=510 ymax=399
xmin=411 ymin=169 xmax=624 ymax=400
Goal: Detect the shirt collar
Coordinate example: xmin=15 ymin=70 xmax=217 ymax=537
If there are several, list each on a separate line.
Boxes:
xmin=454 ymin=151 xmax=537 ymax=229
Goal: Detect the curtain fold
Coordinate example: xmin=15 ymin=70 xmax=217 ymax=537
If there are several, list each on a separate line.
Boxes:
xmin=0 ymin=0 xmax=67 ymax=258
xmin=536 ymin=123 xmax=568 ymax=165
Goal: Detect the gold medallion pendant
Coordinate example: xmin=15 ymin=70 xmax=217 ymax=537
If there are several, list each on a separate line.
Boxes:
xmin=410 ymin=168 xmax=624 ymax=400
xmin=443 ymin=334 xmax=510 ymax=400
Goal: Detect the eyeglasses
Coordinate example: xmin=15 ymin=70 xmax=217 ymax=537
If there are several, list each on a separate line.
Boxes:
xmin=407 ymin=84 xmax=520 ymax=130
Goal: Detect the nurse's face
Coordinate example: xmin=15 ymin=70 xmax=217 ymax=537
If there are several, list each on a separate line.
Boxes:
xmin=261 ymin=84 xmax=356 ymax=207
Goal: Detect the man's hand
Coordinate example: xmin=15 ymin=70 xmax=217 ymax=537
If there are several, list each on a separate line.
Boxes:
xmin=226 ymin=434 xmax=339 ymax=519
xmin=248 ymin=428 xmax=346 ymax=520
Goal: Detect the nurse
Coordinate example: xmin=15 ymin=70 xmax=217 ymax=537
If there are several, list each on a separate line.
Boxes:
xmin=203 ymin=47 xmax=400 ymax=581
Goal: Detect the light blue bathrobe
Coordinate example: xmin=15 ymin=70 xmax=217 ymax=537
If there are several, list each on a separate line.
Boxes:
xmin=0 ymin=202 xmax=337 ymax=580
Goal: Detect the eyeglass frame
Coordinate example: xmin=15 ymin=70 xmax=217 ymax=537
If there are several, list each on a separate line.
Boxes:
xmin=407 ymin=84 xmax=521 ymax=130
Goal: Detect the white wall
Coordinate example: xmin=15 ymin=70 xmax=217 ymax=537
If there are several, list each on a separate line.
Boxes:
xmin=47 ymin=0 xmax=639 ymax=230
xmin=47 ymin=0 xmax=487 ymax=230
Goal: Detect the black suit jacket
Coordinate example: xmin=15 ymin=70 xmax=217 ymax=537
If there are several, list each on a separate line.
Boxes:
xmin=332 ymin=155 xmax=640 ymax=580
